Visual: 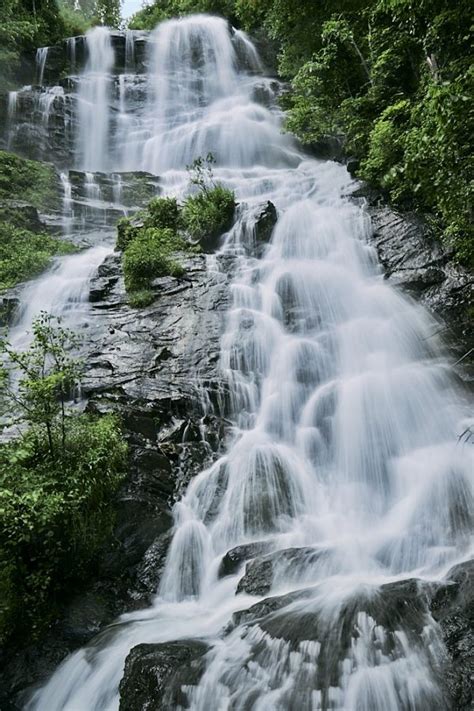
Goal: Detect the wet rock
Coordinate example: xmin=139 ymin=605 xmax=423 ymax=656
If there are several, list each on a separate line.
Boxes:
xmin=89 ymin=254 xmax=120 ymax=302
xmin=0 ymin=296 xmax=19 ymax=327
xmin=218 ymin=541 xmax=273 ymax=578
xmin=346 ymin=157 xmax=360 ymax=176
xmin=0 ymin=250 xmax=230 ymax=708
xmin=232 ymin=588 xmax=313 ymax=628
xmin=307 ymin=135 xmax=345 ymax=161
xmin=69 ymin=170 xmax=160 ymax=210
xmin=119 ymin=640 xmax=208 ymax=711
xmin=236 ymin=546 xmax=327 ymax=596
xmin=239 ymin=577 xmax=432 ymax=643
xmin=430 ymin=559 xmax=474 ymax=710
xmin=6 ymin=88 xmax=75 ymax=167
xmin=134 ymin=530 xmax=173 ymax=599
xmin=236 ymin=556 xmax=273 ymax=596
xmin=255 ymin=201 xmax=277 ymax=253
xmin=40 ymin=45 xmax=67 ymax=85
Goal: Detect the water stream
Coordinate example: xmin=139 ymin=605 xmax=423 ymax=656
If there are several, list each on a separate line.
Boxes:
xmin=6 ymin=14 xmax=472 ymax=711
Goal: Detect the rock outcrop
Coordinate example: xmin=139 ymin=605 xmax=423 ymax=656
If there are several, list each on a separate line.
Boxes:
xmin=119 ymin=640 xmax=208 ymax=711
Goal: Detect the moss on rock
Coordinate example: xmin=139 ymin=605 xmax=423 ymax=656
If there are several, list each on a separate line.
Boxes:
xmin=0 ymin=150 xmax=60 ymax=212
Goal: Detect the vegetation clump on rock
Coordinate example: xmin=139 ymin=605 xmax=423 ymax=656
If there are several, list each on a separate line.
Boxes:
xmin=116 ymin=156 xmax=236 ymax=307
xmin=0 ymin=151 xmax=75 ymax=292
xmin=0 ymin=150 xmax=60 ymax=211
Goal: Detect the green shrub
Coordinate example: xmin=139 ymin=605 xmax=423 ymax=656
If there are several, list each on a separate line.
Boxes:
xmin=0 ymin=221 xmax=75 ymax=293
xmin=117 ymin=167 xmax=236 ymax=306
xmin=0 ymin=151 xmax=60 ymax=211
xmin=0 ymin=414 xmax=127 ymax=645
xmin=58 ymin=3 xmax=91 ymax=36
xmin=182 ymin=185 xmax=235 ymax=242
xmin=123 ymin=227 xmax=186 ymax=292
xmin=145 ymin=196 xmax=182 ymax=231
xmin=116 ymin=216 xmax=140 ymax=252
xmin=360 ymin=100 xmax=411 ymax=197
xmin=128 ymin=289 xmax=155 ymax=308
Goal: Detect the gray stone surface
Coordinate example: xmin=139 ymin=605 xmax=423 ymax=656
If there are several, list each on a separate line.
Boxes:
xmin=119 ymin=640 xmax=208 ymax=711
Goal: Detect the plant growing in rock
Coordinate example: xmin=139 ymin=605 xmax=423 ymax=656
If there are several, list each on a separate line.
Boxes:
xmin=0 ymin=313 xmax=82 ymax=459
xmin=123 ymin=227 xmax=186 ymax=292
xmin=116 ymin=158 xmax=236 ymax=307
xmin=145 ymin=196 xmax=182 ymax=231
xmin=186 ymin=153 xmax=217 ymax=193
xmin=182 ymin=154 xmax=236 ymax=242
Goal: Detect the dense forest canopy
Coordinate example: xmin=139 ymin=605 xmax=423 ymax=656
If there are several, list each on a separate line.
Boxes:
xmin=1 ymin=0 xmax=472 ymax=267
xmin=0 ymin=0 xmax=121 ymax=85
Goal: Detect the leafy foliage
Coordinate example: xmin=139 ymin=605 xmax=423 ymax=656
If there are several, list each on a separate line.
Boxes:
xmin=0 ymin=152 xmax=74 ymax=292
xmin=181 ymin=154 xmax=236 ymax=241
xmin=129 ymin=0 xmax=237 ymax=29
xmin=234 ymin=0 xmax=473 ymax=266
xmin=117 ymin=162 xmax=236 ymax=305
xmin=182 ymin=185 xmax=235 ymax=242
xmin=123 ymin=227 xmax=186 ymax=291
xmin=0 ymin=314 xmax=82 ymax=458
xmin=0 ymin=318 xmax=127 ymax=646
xmin=0 ymin=220 xmax=75 ymax=293
xmin=145 ymin=196 xmax=182 ymax=231
xmin=0 ymin=0 xmax=122 ymax=87
xmin=0 ymin=150 xmax=60 ymax=211
xmin=128 ymin=289 xmax=156 ymax=308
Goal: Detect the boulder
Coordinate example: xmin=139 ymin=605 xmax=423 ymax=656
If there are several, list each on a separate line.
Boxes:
xmin=218 ymin=541 xmax=273 ymax=578
xmin=236 ymin=546 xmax=328 ymax=596
xmin=119 ymin=640 xmax=208 ymax=711
xmin=254 ymin=201 xmax=277 ymax=253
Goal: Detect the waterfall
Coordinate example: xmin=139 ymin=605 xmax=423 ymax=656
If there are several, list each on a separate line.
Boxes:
xmin=60 ymin=171 xmax=73 ymax=235
xmin=125 ymin=29 xmax=136 ymax=70
xmin=6 ymin=91 xmax=17 ymax=148
xmin=35 ymin=47 xmax=49 ymax=84
xmin=141 ymin=15 xmax=295 ymax=173
xmin=9 ymin=246 xmax=112 ymax=352
xmin=67 ymin=37 xmax=76 ymax=72
xmin=16 ymin=15 xmax=472 ymax=711
xmin=77 ymin=27 xmax=115 ymax=171
xmin=37 ymin=86 xmax=64 ymax=126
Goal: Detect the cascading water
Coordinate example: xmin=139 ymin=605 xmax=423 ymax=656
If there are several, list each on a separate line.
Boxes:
xmin=35 ymin=47 xmax=49 ymax=85
xmin=77 ymin=27 xmax=114 ymax=172
xmin=8 ymin=14 xmax=471 ymax=711
xmin=67 ymin=37 xmax=77 ymax=73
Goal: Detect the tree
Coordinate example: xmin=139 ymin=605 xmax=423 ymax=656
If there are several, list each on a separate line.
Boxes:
xmin=0 ymin=313 xmax=83 ymax=459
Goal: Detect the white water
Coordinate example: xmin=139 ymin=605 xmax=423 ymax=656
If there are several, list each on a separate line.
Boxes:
xmin=67 ymin=37 xmax=77 ymax=72
xmin=77 ymin=27 xmax=114 ymax=171
xmin=13 ymin=15 xmax=472 ymax=711
xmin=9 ymin=246 xmax=112 ymax=352
xmin=36 ymin=47 xmax=49 ymax=85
